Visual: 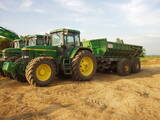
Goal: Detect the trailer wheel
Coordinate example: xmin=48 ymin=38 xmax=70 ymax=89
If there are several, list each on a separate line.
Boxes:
xmin=4 ymin=56 xmax=19 ymax=79
xmin=25 ymin=57 xmax=56 ymax=87
xmin=72 ymin=50 xmax=97 ymax=81
xmin=131 ymin=58 xmax=141 ymax=73
xmin=117 ymin=59 xmax=131 ymax=76
xmin=12 ymin=57 xmax=27 ymax=82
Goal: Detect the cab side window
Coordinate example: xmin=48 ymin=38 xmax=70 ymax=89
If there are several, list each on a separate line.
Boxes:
xmin=66 ymin=35 xmax=74 ymax=46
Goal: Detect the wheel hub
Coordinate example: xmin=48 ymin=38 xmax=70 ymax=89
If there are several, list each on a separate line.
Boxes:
xmin=40 ymin=69 xmax=45 ymax=75
xmin=36 ymin=64 xmax=52 ymax=81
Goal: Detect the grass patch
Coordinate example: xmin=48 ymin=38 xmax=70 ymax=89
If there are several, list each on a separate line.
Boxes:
xmin=141 ymin=56 xmax=160 ymax=65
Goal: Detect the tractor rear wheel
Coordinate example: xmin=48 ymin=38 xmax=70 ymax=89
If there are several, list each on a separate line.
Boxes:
xmin=117 ymin=58 xmax=131 ymax=76
xmin=4 ymin=56 xmax=19 ymax=79
xmin=72 ymin=50 xmax=97 ymax=81
xmin=131 ymin=58 xmax=141 ymax=73
xmin=25 ymin=57 xmax=56 ymax=87
xmin=11 ymin=57 xmax=27 ymax=82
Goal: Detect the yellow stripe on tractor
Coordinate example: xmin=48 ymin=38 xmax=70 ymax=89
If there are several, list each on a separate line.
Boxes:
xmin=22 ymin=48 xmax=56 ymax=52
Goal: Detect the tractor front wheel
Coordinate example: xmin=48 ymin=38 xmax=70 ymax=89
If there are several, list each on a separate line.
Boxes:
xmin=72 ymin=50 xmax=97 ymax=81
xmin=25 ymin=57 xmax=56 ymax=87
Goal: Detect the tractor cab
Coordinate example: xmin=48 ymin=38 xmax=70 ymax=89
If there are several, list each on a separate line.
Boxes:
xmin=50 ymin=28 xmax=81 ymax=57
xmin=50 ymin=29 xmax=80 ymax=47
xmin=27 ymin=35 xmax=47 ymax=46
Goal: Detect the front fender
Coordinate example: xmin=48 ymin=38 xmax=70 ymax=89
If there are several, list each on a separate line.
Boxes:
xmin=69 ymin=47 xmax=92 ymax=59
xmin=2 ymin=62 xmax=17 ymax=73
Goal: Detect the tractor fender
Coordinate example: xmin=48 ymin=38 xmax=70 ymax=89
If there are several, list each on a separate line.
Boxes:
xmin=69 ymin=47 xmax=92 ymax=59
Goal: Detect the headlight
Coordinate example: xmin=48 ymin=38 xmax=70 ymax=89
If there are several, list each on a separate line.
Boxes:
xmin=3 ymin=56 xmax=7 ymax=59
xmin=23 ymin=56 xmax=29 ymax=58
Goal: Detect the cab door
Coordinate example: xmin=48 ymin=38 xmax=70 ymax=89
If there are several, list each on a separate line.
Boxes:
xmin=64 ymin=33 xmax=80 ymax=57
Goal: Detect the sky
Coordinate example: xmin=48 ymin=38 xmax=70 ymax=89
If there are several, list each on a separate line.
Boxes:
xmin=0 ymin=0 xmax=160 ymax=55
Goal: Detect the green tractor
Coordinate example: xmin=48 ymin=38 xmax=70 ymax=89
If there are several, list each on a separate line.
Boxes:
xmin=0 ymin=26 xmax=23 ymax=76
xmin=0 ymin=27 xmax=48 ymax=78
xmin=3 ymin=34 xmax=48 ymax=80
xmin=3 ymin=28 xmax=143 ymax=87
xmin=1 ymin=39 xmax=26 ymax=77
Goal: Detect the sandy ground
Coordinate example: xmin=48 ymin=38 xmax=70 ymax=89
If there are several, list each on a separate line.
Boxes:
xmin=0 ymin=58 xmax=160 ymax=120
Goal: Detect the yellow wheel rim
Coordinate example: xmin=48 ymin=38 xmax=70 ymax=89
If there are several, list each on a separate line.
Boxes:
xmin=36 ymin=64 xmax=52 ymax=81
xmin=80 ymin=56 xmax=94 ymax=76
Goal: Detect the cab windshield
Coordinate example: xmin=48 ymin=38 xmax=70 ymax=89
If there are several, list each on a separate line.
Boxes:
xmin=28 ymin=37 xmax=36 ymax=46
xmin=36 ymin=36 xmax=45 ymax=45
xmin=64 ymin=33 xmax=80 ymax=47
xmin=19 ymin=40 xmax=24 ymax=48
xmin=28 ymin=36 xmax=45 ymax=46
xmin=51 ymin=32 xmax=63 ymax=46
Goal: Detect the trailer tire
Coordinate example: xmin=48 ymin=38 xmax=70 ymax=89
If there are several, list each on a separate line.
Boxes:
xmin=72 ymin=50 xmax=97 ymax=81
xmin=4 ymin=56 xmax=19 ymax=79
xmin=117 ymin=59 xmax=131 ymax=76
xmin=131 ymin=58 xmax=141 ymax=73
xmin=12 ymin=57 xmax=27 ymax=82
xmin=25 ymin=57 xmax=56 ymax=87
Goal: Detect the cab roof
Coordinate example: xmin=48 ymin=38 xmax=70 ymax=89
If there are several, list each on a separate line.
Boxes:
xmin=13 ymin=39 xmax=22 ymax=42
xmin=28 ymin=34 xmax=45 ymax=38
xmin=50 ymin=28 xmax=80 ymax=34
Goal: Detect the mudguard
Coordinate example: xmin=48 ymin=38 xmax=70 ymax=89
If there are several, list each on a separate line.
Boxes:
xmin=2 ymin=62 xmax=17 ymax=73
xmin=69 ymin=47 xmax=92 ymax=59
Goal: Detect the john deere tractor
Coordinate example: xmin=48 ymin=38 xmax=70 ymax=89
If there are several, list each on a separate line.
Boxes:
xmin=3 ymin=34 xmax=49 ymax=81
xmin=0 ymin=26 xmax=23 ymax=76
xmin=0 ymin=26 xmax=48 ymax=78
xmin=3 ymin=28 xmax=143 ymax=87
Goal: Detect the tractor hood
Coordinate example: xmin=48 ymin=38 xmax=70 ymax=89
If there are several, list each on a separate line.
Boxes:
xmin=2 ymin=48 xmax=21 ymax=54
xmin=22 ymin=45 xmax=59 ymax=59
xmin=22 ymin=45 xmax=58 ymax=52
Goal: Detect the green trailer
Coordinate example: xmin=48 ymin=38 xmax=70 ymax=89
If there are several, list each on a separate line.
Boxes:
xmin=3 ymin=28 xmax=143 ymax=87
xmin=82 ymin=38 xmax=142 ymax=75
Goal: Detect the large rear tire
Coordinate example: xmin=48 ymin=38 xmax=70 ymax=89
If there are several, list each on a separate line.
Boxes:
xmin=25 ymin=57 xmax=56 ymax=87
xmin=72 ymin=50 xmax=97 ymax=81
xmin=117 ymin=58 xmax=131 ymax=76
xmin=131 ymin=58 xmax=141 ymax=73
xmin=11 ymin=57 xmax=27 ymax=82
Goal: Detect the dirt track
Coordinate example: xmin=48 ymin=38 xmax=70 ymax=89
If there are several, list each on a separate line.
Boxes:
xmin=0 ymin=58 xmax=160 ymax=120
